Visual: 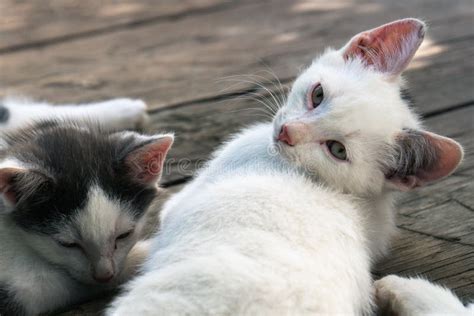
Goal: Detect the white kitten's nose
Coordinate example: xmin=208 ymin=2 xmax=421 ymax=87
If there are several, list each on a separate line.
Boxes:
xmin=278 ymin=122 xmax=309 ymax=146
xmin=278 ymin=124 xmax=294 ymax=146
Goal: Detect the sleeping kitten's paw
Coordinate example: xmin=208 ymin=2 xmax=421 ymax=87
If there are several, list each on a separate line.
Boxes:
xmin=375 ymin=275 xmax=469 ymax=316
xmin=98 ymin=98 xmax=149 ymax=130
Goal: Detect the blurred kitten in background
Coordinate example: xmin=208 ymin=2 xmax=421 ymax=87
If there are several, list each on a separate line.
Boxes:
xmin=0 ymin=97 xmax=148 ymax=133
xmin=0 ymin=98 xmax=173 ymax=315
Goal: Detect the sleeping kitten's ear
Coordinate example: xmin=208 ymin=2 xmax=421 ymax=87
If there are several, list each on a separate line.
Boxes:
xmin=123 ymin=134 xmax=174 ymax=186
xmin=0 ymin=164 xmax=52 ymax=212
xmin=386 ymin=130 xmax=463 ymax=191
xmin=342 ymin=18 xmax=425 ymax=77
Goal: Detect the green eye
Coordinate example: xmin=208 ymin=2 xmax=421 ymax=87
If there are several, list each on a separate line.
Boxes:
xmin=311 ymin=83 xmax=324 ymax=108
xmin=326 ymin=140 xmax=347 ymax=161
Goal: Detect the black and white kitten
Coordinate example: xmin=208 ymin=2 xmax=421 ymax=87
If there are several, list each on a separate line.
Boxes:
xmin=0 ymin=118 xmax=173 ymax=315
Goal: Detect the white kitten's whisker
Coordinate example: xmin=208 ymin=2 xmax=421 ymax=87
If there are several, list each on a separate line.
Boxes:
xmin=226 ymin=108 xmax=273 ymax=121
xmin=216 ymin=95 xmax=275 ymax=119
xmin=222 ymin=85 xmax=279 ymax=116
xmin=227 ymin=95 xmax=277 ymax=118
xmin=257 ymin=68 xmax=288 ymax=108
xmin=219 ymin=76 xmax=283 ymax=114
xmin=234 ymin=72 xmax=286 ymax=110
xmin=240 ymin=92 xmax=279 ymax=116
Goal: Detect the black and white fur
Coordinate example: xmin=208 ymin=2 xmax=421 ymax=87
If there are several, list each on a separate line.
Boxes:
xmin=0 ymin=99 xmax=173 ymax=315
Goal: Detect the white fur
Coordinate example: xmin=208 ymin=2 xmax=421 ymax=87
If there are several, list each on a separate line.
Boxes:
xmin=108 ymin=20 xmax=467 ymax=315
xmin=0 ymin=97 xmax=148 ymax=132
xmin=108 ymin=57 xmax=404 ymax=315
xmin=375 ymin=275 xmax=472 ymax=316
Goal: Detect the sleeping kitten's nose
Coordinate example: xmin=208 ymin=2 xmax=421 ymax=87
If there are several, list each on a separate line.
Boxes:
xmin=93 ymin=257 xmax=115 ymax=283
xmin=93 ymin=272 xmax=114 ymax=283
xmin=278 ymin=124 xmax=295 ymax=146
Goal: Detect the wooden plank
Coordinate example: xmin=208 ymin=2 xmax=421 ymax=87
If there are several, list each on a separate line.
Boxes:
xmin=374 ymin=231 xmax=474 ymax=302
xmin=398 ymin=200 xmax=474 ymax=245
xmin=1 ymin=0 xmax=472 ymax=115
xmin=0 ymin=0 xmax=228 ymax=52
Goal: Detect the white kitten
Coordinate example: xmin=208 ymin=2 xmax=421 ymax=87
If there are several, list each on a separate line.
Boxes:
xmin=108 ymin=19 xmax=468 ymax=315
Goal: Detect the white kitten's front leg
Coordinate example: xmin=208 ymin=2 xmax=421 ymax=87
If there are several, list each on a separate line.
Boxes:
xmin=375 ymin=275 xmax=470 ymax=316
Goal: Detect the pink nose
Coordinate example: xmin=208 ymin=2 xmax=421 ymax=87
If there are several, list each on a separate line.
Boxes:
xmin=93 ymin=272 xmax=114 ymax=283
xmin=278 ymin=124 xmax=294 ymax=146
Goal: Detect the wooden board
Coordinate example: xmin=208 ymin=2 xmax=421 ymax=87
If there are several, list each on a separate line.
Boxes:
xmin=1 ymin=0 xmax=473 ymax=115
xmin=0 ymin=0 xmax=227 ymax=52
xmin=0 ymin=0 xmax=472 ymax=313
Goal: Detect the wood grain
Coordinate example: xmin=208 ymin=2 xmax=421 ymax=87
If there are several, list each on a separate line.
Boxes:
xmin=1 ymin=0 xmax=472 ymax=313
xmin=1 ymin=0 xmax=473 ymax=115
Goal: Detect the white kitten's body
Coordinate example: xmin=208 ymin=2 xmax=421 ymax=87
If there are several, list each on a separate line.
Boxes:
xmin=109 ymin=19 xmax=470 ymax=316
xmin=109 ymin=124 xmax=394 ymax=315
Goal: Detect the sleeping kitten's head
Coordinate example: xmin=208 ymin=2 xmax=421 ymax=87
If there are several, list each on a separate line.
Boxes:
xmin=273 ymin=18 xmax=463 ymax=196
xmin=0 ymin=121 xmax=173 ymax=285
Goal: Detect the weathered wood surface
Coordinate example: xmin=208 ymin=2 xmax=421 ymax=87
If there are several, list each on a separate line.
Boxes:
xmin=0 ymin=0 xmax=473 ymax=314
xmin=1 ymin=0 xmax=473 ymax=113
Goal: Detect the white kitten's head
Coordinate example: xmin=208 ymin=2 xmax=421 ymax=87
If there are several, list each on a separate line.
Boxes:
xmin=273 ymin=19 xmax=463 ymax=195
xmin=0 ymin=122 xmax=173 ymax=285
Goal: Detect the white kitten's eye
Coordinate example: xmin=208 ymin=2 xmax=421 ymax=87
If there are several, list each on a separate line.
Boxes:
xmin=310 ymin=83 xmax=324 ymax=109
xmin=326 ymin=140 xmax=347 ymax=161
xmin=116 ymin=230 xmax=133 ymax=241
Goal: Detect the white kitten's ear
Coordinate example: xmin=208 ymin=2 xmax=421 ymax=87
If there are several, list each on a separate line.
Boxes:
xmin=0 ymin=164 xmax=52 ymax=211
xmin=123 ymin=134 xmax=174 ymax=185
xmin=342 ymin=18 xmax=426 ymax=76
xmin=386 ymin=130 xmax=463 ymax=191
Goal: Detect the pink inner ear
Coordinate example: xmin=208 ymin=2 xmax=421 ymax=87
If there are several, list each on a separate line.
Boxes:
xmin=343 ymin=18 xmax=425 ymax=75
xmin=0 ymin=168 xmax=24 ymax=204
xmin=126 ymin=136 xmax=173 ymax=185
xmin=419 ymin=132 xmax=464 ymax=183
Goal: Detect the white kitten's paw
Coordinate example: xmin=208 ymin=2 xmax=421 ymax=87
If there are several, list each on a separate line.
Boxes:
xmin=98 ymin=98 xmax=149 ymax=130
xmin=375 ymin=275 xmax=469 ymax=316
xmin=375 ymin=275 xmax=406 ymax=314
